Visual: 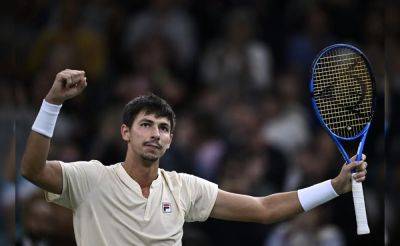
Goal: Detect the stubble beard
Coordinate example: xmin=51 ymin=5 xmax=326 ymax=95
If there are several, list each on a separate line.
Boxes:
xmin=141 ymin=153 xmax=159 ymax=163
xmin=140 ymin=149 xmax=164 ymax=165
xmin=137 ymin=143 xmax=166 ymax=165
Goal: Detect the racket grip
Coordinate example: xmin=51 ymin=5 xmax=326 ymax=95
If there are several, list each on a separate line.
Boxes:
xmin=351 ymin=175 xmax=370 ymax=235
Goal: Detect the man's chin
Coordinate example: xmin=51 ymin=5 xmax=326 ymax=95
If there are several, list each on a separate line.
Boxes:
xmin=141 ymin=154 xmax=159 ymax=163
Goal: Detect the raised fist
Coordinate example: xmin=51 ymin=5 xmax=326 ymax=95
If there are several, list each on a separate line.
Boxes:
xmin=45 ymin=69 xmax=87 ymax=105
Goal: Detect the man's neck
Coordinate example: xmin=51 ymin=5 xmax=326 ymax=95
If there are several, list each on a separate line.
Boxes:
xmin=123 ymin=154 xmax=159 ymax=189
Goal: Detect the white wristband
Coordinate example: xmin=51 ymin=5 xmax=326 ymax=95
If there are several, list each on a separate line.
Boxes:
xmin=297 ymin=180 xmax=339 ymax=212
xmin=32 ymin=100 xmax=62 ymax=138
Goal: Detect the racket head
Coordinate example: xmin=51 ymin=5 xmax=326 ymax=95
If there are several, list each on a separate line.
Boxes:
xmin=310 ymin=44 xmax=376 ymax=141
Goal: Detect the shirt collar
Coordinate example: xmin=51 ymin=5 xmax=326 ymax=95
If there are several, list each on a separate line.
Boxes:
xmin=116 ymin=163 xmax=162 ymax=193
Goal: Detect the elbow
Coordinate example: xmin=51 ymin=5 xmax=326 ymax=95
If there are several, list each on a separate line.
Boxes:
xmin=20 ymin=163 xmax=32 ymax=180
xmin=261 ymin=210 xmax=301 ymax=225
xmin=261 ymin=212 xmax=275 ymax=225
xmin=257 ymin=200 xmax=275 ymax=225
xmin=261 ymin=212 xmax=290 ymax=225
xmin=20 ymin=158 xmax=29 ymax=178
xmin=258 ymin=197 xmax=297 ymax=225
xmin=20 ymin=167 xmax=39 ymax=183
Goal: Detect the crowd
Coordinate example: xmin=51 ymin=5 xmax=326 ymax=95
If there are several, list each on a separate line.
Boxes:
xmin=1 ymin=0 xmax=397 ymax=245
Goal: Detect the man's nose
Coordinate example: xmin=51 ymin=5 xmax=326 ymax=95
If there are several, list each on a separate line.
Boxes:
xmin=151 ymin=127 xmax=161 ymax=140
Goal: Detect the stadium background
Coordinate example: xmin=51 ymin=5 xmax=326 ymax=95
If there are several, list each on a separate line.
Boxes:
xmin=1 ymin=0 xmax=399 ymax=245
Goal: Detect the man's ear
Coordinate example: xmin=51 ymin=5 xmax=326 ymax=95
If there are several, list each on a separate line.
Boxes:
xmin=121 ymin=124 xmax=130 ymax=142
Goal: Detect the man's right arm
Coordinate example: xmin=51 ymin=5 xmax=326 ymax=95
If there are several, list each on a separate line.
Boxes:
xmin=21 ymin=132 xmax=63 ymax=194
xmin=21 ymin=69 xmax=87 ymax=194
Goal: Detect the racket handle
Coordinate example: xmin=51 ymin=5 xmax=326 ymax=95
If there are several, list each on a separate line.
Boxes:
xmin=351 ymin=175 xmax=370 ymax=235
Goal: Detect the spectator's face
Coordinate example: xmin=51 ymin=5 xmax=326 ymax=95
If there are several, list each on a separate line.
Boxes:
xmin=122 ymin=111 xmax=172 ymax=163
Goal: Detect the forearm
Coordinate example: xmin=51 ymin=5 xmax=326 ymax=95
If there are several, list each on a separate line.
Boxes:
xmin=21 ymin=99 xmax=62 ymax=180
xmin=260 ymin=191 xmax=303 ymax=224
xmin=260 ymin=179 xmax=339 ymax=224
xmin=20 ymin=70 xmax=86 ymax=194
xmin=211 ymin=190 xmax=303 ymax=224
xmin=212 ymin=169 xmax=362 ymax=225
xmin=21 ymin=131 xmax=51 ymax=179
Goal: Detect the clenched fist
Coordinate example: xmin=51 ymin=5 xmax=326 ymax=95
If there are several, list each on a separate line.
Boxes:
xmin=45 ymin=69 xmax=87 ymax=105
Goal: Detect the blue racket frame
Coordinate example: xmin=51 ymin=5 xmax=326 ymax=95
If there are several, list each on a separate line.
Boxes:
xmin=310 ymin=43 xmax=375 ymax=164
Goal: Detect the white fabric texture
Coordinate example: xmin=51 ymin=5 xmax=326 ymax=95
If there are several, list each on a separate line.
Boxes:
xmin=32 ymin=100 xmax=62 ymax=138
xmin=297 ymin=180 xmax=339 ymax=212
xmin=45 ymin=160 xmax=218 ymax=246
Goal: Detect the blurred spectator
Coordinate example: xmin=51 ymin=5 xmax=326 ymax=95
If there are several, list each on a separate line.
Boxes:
xmin=286 ymin=134 xmax=337 ymax=189
xmin=219 ymin=151 xmax=276 ymax=196
xmin=1 ymin=134 xmax=15 ymax=245
xmin=124 ymin=0 xmax=197 ymax=71
xmin=285 ymin=5 xmax=335 ymax=73
xmin=261 ymin=72 xmax=311 ymax=157
xmin=18 ymin=191 xmax=74 ymax=246
xmin=266 ymin=207 xmax=345 ymax=246
xmin=27 ymin=0 xmax=108 ymax=81
xmin=89 ymin=105 xmax=126 ymax=165
xmin=221 ymin=100 xmax=262 ymax=148
xmin=116 ymin=34 xmax=186 ymax=107
xmin=161 ymin=113 xmax=200 ymax=173
xmin=190 ymin=113 xmax=226 ymax=181
xmin=82 ymin=0 xmax=123 ymax=36
xmin=201 ymin=8 xmax=273 ymax=93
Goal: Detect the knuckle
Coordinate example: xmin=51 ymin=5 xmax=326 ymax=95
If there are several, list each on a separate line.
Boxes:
xmin=57 ymin=72 xmax=65 ymax=77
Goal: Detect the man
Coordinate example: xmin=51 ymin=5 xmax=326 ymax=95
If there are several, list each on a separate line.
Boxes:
xmin=21 ymin=69 xmax=367 ymax=245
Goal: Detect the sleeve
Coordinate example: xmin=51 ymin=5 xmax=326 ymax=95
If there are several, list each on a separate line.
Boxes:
xmin=44 ymin=160 xmax=105 ymax=209
xmin=179 ymin=173 xmax=218 ymax=222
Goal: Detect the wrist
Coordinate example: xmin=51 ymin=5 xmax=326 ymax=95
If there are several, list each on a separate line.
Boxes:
xmin=32 ymin=99 xmax=62 ymax=138
xmin=45 ymin=95 xmax=64 ymax=105
xmin=297 ymin=179 xmax=339 ymax=212
xmin=331 ymin=177 xmax=342 ymax=195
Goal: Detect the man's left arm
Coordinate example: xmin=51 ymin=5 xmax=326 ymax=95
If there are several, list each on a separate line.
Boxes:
xmin=210 ymin=158 xmax=367 ymax=224
xmin=210 ymin=189 xmax=302 ymax=224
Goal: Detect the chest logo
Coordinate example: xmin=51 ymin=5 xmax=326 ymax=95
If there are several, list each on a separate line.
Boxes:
xmin=162 ymin=202 xmax=172 ymax=213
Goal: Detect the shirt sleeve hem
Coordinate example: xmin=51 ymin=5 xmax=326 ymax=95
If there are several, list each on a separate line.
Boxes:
xmin=44 ymin=161 xmax=66 ymax=202
xmin=201 ymin=183 xmax=219 ymax=221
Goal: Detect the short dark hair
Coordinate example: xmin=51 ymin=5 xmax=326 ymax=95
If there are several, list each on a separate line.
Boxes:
xmin=122 ymin=94 xmax=176 ymax=133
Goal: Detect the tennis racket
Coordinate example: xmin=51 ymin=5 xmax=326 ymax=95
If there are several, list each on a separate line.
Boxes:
xmin=310 ymin=44 xmax=375 ymax=235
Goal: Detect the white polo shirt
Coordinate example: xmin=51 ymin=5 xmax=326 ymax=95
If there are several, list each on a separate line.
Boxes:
xmin=45 ymin=160 xmax=218 ymax=246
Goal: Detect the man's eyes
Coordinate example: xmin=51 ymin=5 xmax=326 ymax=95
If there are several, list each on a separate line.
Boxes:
xmin=141 ymin=123 xmax=151 ymax=127
xmin=140 ymin=123 xmax=169 ymax=132
xmin=160 ymin=126 xmax=170 ymax=132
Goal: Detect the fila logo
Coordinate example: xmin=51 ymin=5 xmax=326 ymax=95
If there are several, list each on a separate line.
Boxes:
xmin=162 ymin=202 xmax=172 ymax=213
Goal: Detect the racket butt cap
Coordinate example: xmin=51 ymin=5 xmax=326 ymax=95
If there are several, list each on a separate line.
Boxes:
xmin=357 ymin=227 xmax=370 ymax=235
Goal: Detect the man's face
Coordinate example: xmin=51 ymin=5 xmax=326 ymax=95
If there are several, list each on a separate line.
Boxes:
xmin=122 ymin=111 xmax=173 ymax=163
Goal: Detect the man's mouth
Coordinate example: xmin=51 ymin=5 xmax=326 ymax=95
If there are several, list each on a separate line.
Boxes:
xmin=144 ymin=142 xmax=162 ymax=149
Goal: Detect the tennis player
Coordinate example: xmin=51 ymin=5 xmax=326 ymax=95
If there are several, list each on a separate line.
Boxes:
xmin=21 ymin=69 xmax=368 ymax=245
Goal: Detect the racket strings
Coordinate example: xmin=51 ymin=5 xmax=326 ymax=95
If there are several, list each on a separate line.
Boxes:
xmin=313 ymin=48 xmax=373 ymax=138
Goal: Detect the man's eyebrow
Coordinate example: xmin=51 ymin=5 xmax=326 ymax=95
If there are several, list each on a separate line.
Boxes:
xmin=159 ymin=122 xmax=171 ymax=128
xmin=139 ymin=118 xmax=154 ymax=123
xmin=139 ymin=118 xmax=170 ymax=127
